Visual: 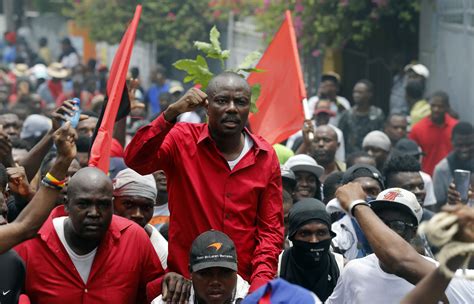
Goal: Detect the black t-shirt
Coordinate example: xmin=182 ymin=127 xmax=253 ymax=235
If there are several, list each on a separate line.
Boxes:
xmin=0 ymin=250 xmax=25 ymax=304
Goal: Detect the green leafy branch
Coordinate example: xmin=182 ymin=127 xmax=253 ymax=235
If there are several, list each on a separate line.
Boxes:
xmin=173 ymin=26 xmax=262 ymax=113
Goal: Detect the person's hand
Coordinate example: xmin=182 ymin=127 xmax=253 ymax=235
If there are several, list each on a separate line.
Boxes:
xmin=162 ymin=272 xmax=192 ymax=303
xmin=442 ymin=204 xmax=474 ymax=243
xmin=7 ymin=166 xmax=33 ymax=197
xmin=0 ymin=126 xmax=14 ymax=167
xmin=302 ymin=119 xmax=315 ymax=146
xmin=164 ymin=88 xmax=207 ymax=122
xmin=53 ymin=122 xmax=77 ymax=161
xmin=335 ymin=182 xmax=367 ymax=212
xmin=447 ymin=183 xmax=473 ymax=205
xmin=51 ymin=100 xmax=89 ymax=131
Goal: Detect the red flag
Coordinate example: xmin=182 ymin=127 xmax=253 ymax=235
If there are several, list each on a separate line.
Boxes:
xmin=248 ymin=10 xmax=306 ymax=145
xmin=89 ymin=5 xmax=142 ymax=173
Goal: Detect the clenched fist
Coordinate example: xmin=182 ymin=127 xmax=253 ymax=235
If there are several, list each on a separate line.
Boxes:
xmin=164 ymin=88 xmax=208 ymax=122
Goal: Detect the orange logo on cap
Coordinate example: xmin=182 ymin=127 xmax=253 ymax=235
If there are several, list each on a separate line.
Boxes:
xmin=383 ymin=189 xmax=402 ymax=201
xmin=208 ymin=242 xmax=222 ymax=251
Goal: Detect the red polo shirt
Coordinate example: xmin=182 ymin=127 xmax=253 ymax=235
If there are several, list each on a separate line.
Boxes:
xmin=15 ymin=206 xmax=164 ymax=304
xmin=124 ymin=114 xmax=284 ymax=293
xmin=409 ymin=114 xmax=458 ymax=175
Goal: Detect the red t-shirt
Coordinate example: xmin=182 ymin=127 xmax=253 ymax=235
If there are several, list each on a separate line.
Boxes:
xmin=124 ymin=114 xmax=284 ymax=293
xmin=409 ymin=114 xmax=458 ymax=175
xmin=15 ymin=206 xmax=164 ymax=303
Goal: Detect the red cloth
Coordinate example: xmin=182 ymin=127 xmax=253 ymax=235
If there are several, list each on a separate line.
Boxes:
xmin=89 ymin=5 xmax=141 ymax=173
xmin=248 ymin=10 xmax=306 ymax=145
xmin=110 ymin=138 xmax=124 ymax=158
xmin=14 ymin=206 xmax=164 ymax=303
xmin=409 ymin=114 xmax=458 ymax=175
xmin=47 ymin=80 xmax=63 ymax=100
xmin=124 ymin=114 xmax=284 ymax=293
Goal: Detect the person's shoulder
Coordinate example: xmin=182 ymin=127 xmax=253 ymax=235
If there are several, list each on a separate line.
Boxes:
xmin=247 ymin=130 xmax=275 ymax=155
xmin=433 ymin=158 xmax=450 ymax=173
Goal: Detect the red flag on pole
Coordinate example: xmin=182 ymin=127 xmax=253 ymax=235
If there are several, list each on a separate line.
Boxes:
xmin=248 ymin=10 xmax=307 ymax=145
xmin=89 ymin=5 xmax=142 ymax=173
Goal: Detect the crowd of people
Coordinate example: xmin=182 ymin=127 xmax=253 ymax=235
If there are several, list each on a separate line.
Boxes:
xmin=0 ymin=31 xmax=473 ymax=304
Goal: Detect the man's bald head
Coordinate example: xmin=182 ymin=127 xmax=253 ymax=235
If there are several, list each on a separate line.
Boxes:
xmin=206 ymin=72 xmax=251 ymax=99
xmin=315 ymin=125 xmax=338 ymax=140
xmin=68 ymin=167 xmax=112 ymax=199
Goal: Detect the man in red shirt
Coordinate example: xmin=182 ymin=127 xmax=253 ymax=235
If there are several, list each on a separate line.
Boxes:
xmin=15 ymin=167 xmax=164 ymax=303
xmin=124 ymin=72 xmax=284 ymax=298
xmin=409 ymin=91 xmax=458 ymax=175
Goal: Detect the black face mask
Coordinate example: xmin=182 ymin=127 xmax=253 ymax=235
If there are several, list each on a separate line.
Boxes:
xmin=291 ymin=238 xmax=332 ymax=266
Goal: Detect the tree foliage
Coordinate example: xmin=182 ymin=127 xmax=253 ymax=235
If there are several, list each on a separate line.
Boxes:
xmin=173 ymin=26 xmax=261 ymax=113
xmin=211 ymin=0 xmax=420 ymax=58
xmin=62 ymin=0 xmax=219 ymax=59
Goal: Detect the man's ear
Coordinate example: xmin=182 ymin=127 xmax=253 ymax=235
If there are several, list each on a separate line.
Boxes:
xmin=3 ymin=190 xmax=10 ymax=201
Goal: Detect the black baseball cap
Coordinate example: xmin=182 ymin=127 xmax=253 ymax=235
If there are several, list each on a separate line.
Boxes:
xmin=393 ymin=138 xmax=425 ymax=157
xmin=190 ymin=230 xmax=238 ymax=273
xmin=342 ymin=164 xmax=385 ymax=190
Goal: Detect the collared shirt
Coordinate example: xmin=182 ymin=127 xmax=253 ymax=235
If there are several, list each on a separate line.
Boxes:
xmin=409 ymin=114 xmax=458 ymax=175
xmin=124 ymin=114 xmax=284 ymax=294
xmin=14 ymin=206 xmax=164 ymax=304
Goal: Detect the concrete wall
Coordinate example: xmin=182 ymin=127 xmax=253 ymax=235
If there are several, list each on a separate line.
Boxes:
xmin=419 ymin=0 xmax=474 ymax=124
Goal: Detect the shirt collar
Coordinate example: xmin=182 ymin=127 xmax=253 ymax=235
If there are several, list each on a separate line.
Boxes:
xmin=197 ymin=125 xmax=269 ymax=152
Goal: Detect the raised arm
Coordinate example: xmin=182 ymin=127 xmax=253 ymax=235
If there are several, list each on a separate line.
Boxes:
xmin=124 ymin=88 xmax=207 ymax=174
xmin=0 ymin=122 xmax=76 ymax=254
xmin=335 ymin=183 xmax=436 ymax=284
xmin=19 ymin=100 xmax=82 ymax=181
xmin=401 ymin=204 xmax=474 ymax=303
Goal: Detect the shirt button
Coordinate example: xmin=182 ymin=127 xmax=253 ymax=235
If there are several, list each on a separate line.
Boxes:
xmin=225 ymin=213 xmax=230 ymax=219
xmin=84 ymin=289 xmax=88 ymax=293
xmin=226 ymin=193 xmax=231 ymax=198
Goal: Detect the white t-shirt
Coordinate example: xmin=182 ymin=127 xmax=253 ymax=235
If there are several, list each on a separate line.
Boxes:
xmin=326 ymin=253 xmax=474 ymax=304
xmin=420 ymin=171 xmax=437 ymax=207
xmin=331 ymin=215 xmax=361 ymax=261
xmin=151 ymin=274 xmax=250 ymax=304
xmin=147 ymin=224 xmax=168 ymax=269
xmin=227 ymin=133 xmax=253 ymax=170
xmin=53 ymin=216 xmax=97 ymax=284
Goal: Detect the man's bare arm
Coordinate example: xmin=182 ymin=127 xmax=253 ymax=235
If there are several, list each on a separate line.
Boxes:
xmin=336 ymin=183 xmax=436 ymax=284
xmin=0 ymin=122 xmax=77 ymax=254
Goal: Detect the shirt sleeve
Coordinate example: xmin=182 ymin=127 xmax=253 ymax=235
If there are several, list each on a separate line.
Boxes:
xmin=137 ymin=229 xmax=165 ymax=304
xmin=124 ymin=113 xmax=176 ymax=175
xmin=249 ymin=153 xmax=284 ymax=292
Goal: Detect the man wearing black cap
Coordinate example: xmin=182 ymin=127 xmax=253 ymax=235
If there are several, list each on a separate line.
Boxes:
xmin=152 ymin=230 xmax=249 ymax=304
xmin=279 ymin=198 xmax=343 ymax=302
xmin=330 ymin=164 xmax=384 ymax=260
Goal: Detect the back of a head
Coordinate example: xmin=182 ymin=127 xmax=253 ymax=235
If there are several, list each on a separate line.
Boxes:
xmin=322 ymin=171 xmax=344 ymax=204
xmin=346 ymin=151 xmax=374 ymax=168
xmin=405 ymin=79 xmax=424 ymax=100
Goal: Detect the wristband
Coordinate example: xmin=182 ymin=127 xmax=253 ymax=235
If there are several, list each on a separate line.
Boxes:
xmin=41 ymin=179 xmax=63 ymax=191
xmin=45 ymin=172 xmax=67 ymax=186
xmin=349 ymin=199 xmax=370 ymax=217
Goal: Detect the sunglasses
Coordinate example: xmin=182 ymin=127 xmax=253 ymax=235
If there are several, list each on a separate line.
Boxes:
xmin=382 ymin=219 xmax=415 ymax=234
